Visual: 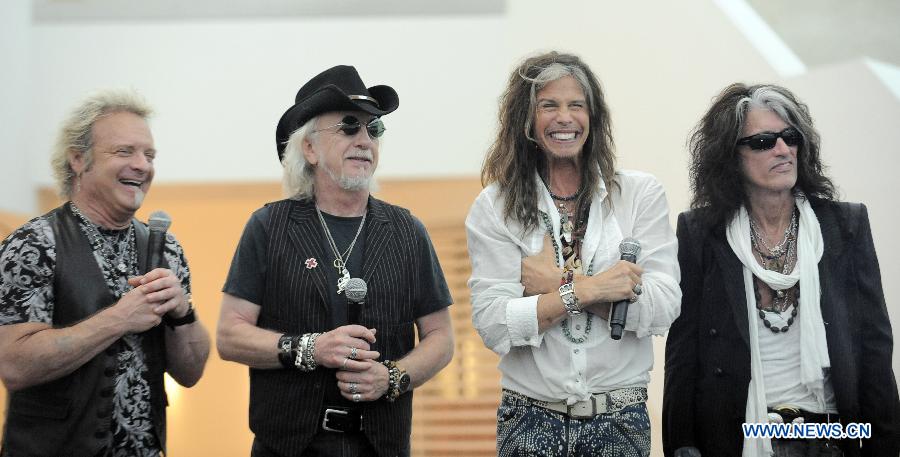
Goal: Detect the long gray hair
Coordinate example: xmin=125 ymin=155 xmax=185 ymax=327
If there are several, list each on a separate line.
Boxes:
xmin=281 ymin=116 xmax=320 ymax=200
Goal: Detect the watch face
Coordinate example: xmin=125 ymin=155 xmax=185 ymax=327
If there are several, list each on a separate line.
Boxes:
xmin=398 ymin=372 xmax=411 ymax=393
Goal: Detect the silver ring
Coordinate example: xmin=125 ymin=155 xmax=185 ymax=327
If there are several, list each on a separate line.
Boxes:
xmin=349 ymin=346 xmax=358 ymax=360
xmin=349 ymin=382 xmax=359 ymax=394
xmin=352 ymin=393 xmax=361 ymax=402
xmin=341 ymin=357 xmax=349 ymax=369
xmin=628 ymin=294 xmax=638 ymax=303
xmin=633 ymin=284 xmax=643 ymax=295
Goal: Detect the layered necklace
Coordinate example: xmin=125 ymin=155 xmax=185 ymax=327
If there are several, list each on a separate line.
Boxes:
xmin=69 ymin=202 xmax=137 ymax=292
xmin=750 ymin=209 xmax=799 ymax=333
xmin=541 ymin=181 xmax=592 ymax=344
xmin=316 ymin=206 xmax=366 ymax=295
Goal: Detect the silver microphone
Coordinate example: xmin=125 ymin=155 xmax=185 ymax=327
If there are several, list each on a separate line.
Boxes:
xmin=145 ymin=211 xmax=172 ymax=274
xmin=610 ymin=238 xmax=641 ymax=340
xmin=346 ymin=278 xmax=367 ymax=324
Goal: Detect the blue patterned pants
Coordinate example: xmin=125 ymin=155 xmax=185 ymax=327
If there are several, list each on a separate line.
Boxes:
xmin=496 ymin=394 xmax=651 ymax=457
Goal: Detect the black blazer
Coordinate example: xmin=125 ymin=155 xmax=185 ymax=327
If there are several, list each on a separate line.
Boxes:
xmin=663 ymin=200 xmax=900 ymax=457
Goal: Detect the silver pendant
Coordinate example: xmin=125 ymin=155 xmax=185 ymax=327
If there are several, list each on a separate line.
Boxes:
xmin=336 ymin=269 xmax=350 ymax=294
xmin=117 ymin=263 xmax=127 ymax=274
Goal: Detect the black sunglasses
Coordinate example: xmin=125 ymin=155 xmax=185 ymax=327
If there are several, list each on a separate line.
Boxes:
xmin=314 ymin=115 xmax=385 ymax=139
xmin=736 ymin=127 xmax=802 ymax=151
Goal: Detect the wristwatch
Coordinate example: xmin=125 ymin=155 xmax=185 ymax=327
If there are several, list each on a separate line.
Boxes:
xmin=397 ymin=368 xmax=411 ymax=395
xmin=559 ymin=282 xmax=581 ymax=315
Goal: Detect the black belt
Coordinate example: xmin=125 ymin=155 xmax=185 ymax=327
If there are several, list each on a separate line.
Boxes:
xmin=320 ymin=406 xmax=363 ymax=433
xmin=768 ymin=406 xmax=840 ymax=424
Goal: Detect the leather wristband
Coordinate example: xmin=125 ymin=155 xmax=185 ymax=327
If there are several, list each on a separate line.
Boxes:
xmin=277 ymin=334 xmax=295 ymax=369
xmin=163 ymin=298 xmax=196 ymax=329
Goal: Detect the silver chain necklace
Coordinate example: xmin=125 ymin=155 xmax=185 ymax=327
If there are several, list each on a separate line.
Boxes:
xmin=70 ymin=202 xmax=136 ymax=282
xmin=749 ymin=209 xmax=797 ymax=259
xmin=316 ymin=206 xmax=366 ymax=294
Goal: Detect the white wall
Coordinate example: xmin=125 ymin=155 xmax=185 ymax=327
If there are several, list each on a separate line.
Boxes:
xmin=0 ymin=0 xmax=33 ymax=213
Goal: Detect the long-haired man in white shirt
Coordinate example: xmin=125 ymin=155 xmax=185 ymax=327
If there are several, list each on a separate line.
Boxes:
xmin=465 ymin=51 xmax=681 ymax=456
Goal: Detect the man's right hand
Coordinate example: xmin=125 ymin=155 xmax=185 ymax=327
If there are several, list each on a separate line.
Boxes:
xmin=108 ymin=278 xmax=167 ymax=333
xmin=313 ymin=325 xmax=379 ymax=370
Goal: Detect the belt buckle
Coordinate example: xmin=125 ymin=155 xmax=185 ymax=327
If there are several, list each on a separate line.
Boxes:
xmin=567 ymin=396 xmax=597 ymax=419
xmin=768 ymin=405 xmax=802 ymax=424
xmin=322 ymin=408 xmax=349 ymax=433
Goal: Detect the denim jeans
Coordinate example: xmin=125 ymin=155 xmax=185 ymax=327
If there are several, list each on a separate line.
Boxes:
xmin=772 ymin=439 xmax=843 ymax=457
xmin=496 ymin=394 xmax=651 ymax=457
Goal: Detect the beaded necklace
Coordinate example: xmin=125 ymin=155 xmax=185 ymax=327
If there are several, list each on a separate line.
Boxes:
xmin=540 ymin=203 xmax=593 ymax=344
xmin=750 ymin=208 xmax=800 ymax=333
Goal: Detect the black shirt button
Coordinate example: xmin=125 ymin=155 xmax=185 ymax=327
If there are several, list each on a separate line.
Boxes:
xmin=709 ymin=328 xmax=718 ymax=337
xmin=100 ymin=387 xmax=114 ymax=398
xmin=714 ymin=367 xmax=724 ymax=376
xmin=104 ymin=367 xmax=116 ymax=377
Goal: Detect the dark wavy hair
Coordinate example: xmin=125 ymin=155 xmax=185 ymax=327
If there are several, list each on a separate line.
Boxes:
xmin=688 ymin=83 xmax=836 ymax=227
xmin=481 ymin=51 xmax=616 ymax=233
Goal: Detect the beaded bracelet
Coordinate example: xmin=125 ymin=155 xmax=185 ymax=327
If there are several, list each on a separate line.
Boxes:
xmin=382 ymin=360 xmax=401 ymax=402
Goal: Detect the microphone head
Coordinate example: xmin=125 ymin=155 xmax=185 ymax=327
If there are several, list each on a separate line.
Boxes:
xmin=345 ymin=278 xmax=367 ymax=302
xmin=619 ymin=237 xmax=641 ymax=257
xmin=148 ymin=210 xmax=172 ymax=232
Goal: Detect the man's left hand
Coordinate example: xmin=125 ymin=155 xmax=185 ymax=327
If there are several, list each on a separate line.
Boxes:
xmin=335 ymin=360 xmax=390 ymax=402
xmin=128 ymin=268 xmax=188 ymax=318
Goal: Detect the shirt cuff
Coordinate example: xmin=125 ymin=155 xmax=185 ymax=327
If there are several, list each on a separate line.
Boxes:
xmin=506 ymin=295 xmax=542 ymax=347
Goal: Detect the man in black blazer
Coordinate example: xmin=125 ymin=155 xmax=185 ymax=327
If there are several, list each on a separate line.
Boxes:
xmin=663 ymin=83 xmax=900 ymax=457
xmin=216 ymin=65 xmax=454 ymax=457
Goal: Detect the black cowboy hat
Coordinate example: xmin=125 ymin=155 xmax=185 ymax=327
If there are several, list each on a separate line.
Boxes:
xmin=275 ymin=65 xmax=399 ymax=161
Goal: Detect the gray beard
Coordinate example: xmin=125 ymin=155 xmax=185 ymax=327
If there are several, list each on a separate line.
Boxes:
xmin=133 ymin=188 xmax=146 ymax=207
xmin=320 ymin=149 xmax=374 ymax=191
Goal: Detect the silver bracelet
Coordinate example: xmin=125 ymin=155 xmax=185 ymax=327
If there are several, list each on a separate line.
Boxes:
xmin=304 ymin=333 xmax=320 ymax=371
xmin=559 ymin=282 xmax=581 ymax=315
xmin=296 ymin=334 xmax=310 ymax=371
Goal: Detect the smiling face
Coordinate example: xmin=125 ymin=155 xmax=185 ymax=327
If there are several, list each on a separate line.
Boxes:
xmin=303 ymin=110 xmax=379 ymax=192
xmin=533 ymin=75 xmax=590 ymax=161
xmin=70 ymin=110 xmax=155 ymax=223
xmin=738 ymin=108 xmax=798 ymax=200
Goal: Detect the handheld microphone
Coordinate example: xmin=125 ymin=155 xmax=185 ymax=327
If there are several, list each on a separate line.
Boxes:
xmin=346 ymin=278 xmax=367 ymax=325
xmin=144 ymin=211 xmax=172 ymax=274
xmin=610 ymin=237 xmax=641 ymax=340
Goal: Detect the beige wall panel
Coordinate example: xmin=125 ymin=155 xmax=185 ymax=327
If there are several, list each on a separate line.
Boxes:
xmin=3 ymin=178 xmax=487 ymax=456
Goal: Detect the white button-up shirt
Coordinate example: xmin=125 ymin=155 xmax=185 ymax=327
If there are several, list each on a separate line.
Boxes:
xmin=466 ymin=170 xmax=681 ymax=404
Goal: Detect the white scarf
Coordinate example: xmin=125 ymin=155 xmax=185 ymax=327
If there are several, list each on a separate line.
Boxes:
xmin=726 ymin=196 xmax=830 ymax=457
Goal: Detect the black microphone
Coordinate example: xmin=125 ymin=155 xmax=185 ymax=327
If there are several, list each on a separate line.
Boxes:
xmin=346 ymin=278 xmax=367 ymax=325
xmin=610 ymin=237 xmax=641 ymax=340
xmin=144 ymin=211 xmax=171 ymax=274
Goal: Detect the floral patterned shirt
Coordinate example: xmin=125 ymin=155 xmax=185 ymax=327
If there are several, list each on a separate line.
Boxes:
xmin=0 ymin=204 xmax=191 ymax=457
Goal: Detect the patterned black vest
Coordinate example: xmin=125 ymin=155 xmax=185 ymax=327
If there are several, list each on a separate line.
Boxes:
xmin=1 ymin=205 xmax=168 ymax=457
xmin=250 ymin=198 xmax=422 ymax=457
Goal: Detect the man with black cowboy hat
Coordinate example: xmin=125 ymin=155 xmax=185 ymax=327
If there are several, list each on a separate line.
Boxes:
xmin=217 ymin=65 xmax=455 ymax=457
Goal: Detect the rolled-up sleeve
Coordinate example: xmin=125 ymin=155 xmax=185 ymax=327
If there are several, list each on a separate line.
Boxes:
xmin=622 ymin=176 xmax=681 ymax=337
xmin=466 ymin=191 xmax=543 ymax=356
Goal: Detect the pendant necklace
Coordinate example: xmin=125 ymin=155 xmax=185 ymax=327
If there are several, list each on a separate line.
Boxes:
xmin=70 ymin=202 xmax=136 ymax=278
xmin=316 ymin=206 xmax=366 ymax=294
